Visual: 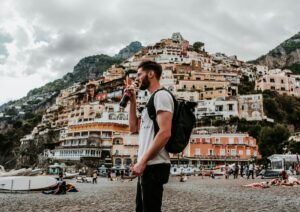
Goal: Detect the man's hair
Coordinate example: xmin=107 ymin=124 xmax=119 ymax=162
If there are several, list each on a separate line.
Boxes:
xmin=137 ymin=60 xmax=162 ymax=79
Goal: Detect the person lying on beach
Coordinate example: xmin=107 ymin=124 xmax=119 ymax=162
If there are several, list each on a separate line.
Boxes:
xmin=243 ymin=181 xmax=270 ymax=188
xmin=269 ymin=179 xmax=281 ymax=186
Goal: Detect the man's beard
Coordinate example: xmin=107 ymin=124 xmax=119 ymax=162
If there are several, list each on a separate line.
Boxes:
xmin=139 ymin=75 xmax=150 ymax=90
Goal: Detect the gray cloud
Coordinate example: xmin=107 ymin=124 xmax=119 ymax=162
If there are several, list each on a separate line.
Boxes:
xmin=0 ymin=0 xmax=300 ymax=104
xmin=0 ymin=33 xmax=13 ymax=63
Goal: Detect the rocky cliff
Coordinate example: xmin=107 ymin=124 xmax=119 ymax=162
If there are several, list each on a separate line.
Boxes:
xmin=250 ymin=31 xmax=300 ymax=74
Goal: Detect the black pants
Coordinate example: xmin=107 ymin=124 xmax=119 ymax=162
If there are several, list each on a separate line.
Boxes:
xmin=136 ymin=163 xmax=171 ymax=212
xmin=93 ymin=178 xmax=97 ymax=184
xmin=247 ymin=170 xmax=254 ymax=179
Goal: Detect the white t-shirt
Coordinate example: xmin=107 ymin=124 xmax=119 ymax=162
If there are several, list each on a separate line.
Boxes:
xmin=137 ymin=90 xmax=174 ymax=165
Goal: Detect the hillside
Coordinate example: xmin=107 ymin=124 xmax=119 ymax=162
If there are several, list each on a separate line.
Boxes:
xmin=0 ymin=41 xmax=143 ymax=168
xmin=250 ymin=31 xmax=300 ymax=74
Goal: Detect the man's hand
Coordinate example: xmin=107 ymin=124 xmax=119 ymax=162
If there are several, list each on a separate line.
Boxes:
xmin=130 ymin=161 xmax=146 ymax=176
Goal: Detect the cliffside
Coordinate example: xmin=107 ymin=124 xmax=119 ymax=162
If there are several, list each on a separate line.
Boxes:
xmin=250 ymin=32 xmax=300 ymax=74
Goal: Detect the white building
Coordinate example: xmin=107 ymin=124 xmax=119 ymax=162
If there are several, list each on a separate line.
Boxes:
xmin=238 ymin=94 xmax=265 ymax=121
xmin=195 ymin=98 xmax=238 ymax=120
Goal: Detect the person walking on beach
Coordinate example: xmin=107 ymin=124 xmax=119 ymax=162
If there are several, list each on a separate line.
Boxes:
xmin=128 ymin=60 xmax=173 ymax=212
xmin=225 ymin=164 xmax=229 ymax=179
xmin=234 ymin=163 xmax=239 ymax=179
xmin=247 ymin=163 xmax=254 ymax=179
xmin=240 ymin=164 xmax=244 ymax=178
xmin=92 ymin=171 xmax=97 ymax=184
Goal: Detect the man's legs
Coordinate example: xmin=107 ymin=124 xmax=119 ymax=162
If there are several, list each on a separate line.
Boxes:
xmin=136 ymin=178 xmax=143 ymax=212
xmin=136 ymin=163 xmax=170 ymax=212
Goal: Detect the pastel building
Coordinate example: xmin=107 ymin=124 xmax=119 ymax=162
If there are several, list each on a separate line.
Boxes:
xmin=177 ymin=79 xmax=230 ymax=100
xmin=238 ymin=94 xmax=265 ymax=121
xmin=171 ymin=131 xmax=261 ymax=167
xmin=255 ymin=70 xmax=300 ymax=97
xmin=111 ymin=134 xmax=139 ymax=168
xmin=195 ymin=98 xmax=238 ymax=120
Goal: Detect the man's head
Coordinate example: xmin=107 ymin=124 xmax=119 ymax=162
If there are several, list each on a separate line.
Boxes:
xmin=136 ymin=60 xmax=162 ymax=90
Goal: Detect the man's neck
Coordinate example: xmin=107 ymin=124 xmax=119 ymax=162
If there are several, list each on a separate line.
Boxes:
xmin=147 ymin=82 xmax=161 ymax=94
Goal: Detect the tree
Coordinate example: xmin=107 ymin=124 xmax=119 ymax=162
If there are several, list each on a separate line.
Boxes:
xmin=193 ymin=42 xmax=205 ymax=52
xmin=258 ymin=124 xmax=290 ymax=158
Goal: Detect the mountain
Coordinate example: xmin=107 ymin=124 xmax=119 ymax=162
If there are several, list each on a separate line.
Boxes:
xmin=0 ymin=42 xmax=142 ymax=168
xmin=250 ymin=31 xmax=300 ymax=74
xmin=0 ymin=41 xmax=144 ymax=112
xmin=114 ymin=41 xmax=143 ymax=59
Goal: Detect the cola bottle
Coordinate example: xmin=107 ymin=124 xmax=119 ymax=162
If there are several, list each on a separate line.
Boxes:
xmin=119 ymin=81 xmax=138 ymax=108
xmin=119 ymin=93 xmax=130 ymax=108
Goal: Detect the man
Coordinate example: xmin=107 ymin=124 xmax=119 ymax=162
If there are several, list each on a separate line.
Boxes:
xmin=127 ymin=60 xmax=174 ymax=212
xmin=248 ymin=163 xmax=254 ymax=179
xmin=92 ymin=171 xmax=97 ymax=184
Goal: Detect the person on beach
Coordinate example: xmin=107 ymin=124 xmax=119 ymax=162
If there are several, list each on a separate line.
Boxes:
xmin=247 ymin=163 xmax=254 ymax=179
xmin=128 ymin=61 xmax=173 ymax=212
xmin=234 ymin=163 xmax=239 ymax=179
xmin=225 ymin=164 xmax=229 ymax=179
xmin=92 ymin=171 xmax=97 ymax=184
xmin=58 ymin=167 xmax=64 ymax=181
xmin=240 ymin=164 xmax=244 ymax=178
xmin=243 ymin=181 xmax=270 ymax=189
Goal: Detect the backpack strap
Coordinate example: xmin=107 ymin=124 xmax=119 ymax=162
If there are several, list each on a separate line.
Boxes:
xmin=146 ymin=87 xmax=176 ymax=136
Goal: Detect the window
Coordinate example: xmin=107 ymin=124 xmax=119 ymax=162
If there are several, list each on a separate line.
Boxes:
xmin=229 ymin=137 xmax=234 ymax=144
xmin=195 ymin=148 xmax=201 ymax=156
xmin=231 ymin=149 xmax=236 ymax=156
xmin=215 ymin=137 xmax=220 ymax=144
xmin=270 ymin=78 xmax=275 ymax=83
xmin=208 ymin=149 xmax=213 ymax=155
xmin=220 ymin=149 xmax=225 ymax=156
xmin=281 ymin=79 xmax=284 ymax=84
xmin=246 ymin=149 xmax=251 ymax=156
xmin=239 ymin=150 xmax=243 ymax=155
xmin=238 ymin=137 xmax=243 ymax=144
xmin=228 ymin=104 xmax=233 ymax=111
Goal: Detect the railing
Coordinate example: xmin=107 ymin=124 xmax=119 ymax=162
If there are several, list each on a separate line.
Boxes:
xmin=190 ymin=155 xmax=240 ymax=159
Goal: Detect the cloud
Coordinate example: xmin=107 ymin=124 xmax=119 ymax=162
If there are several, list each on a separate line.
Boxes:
xmin=0 ymin=0 xmax=300 ymax=104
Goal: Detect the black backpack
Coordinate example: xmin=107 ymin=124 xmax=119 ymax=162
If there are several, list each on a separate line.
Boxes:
xmin=146 ymin=88 xmax=197 ymax=153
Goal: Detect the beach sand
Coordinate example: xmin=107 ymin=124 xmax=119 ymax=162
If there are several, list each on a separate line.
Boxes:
xmin=0 ymin=176 xmax=299 ymax=212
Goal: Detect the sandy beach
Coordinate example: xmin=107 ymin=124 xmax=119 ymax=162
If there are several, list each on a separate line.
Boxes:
xmin=0 ymin=176 xmax=299 ymax=212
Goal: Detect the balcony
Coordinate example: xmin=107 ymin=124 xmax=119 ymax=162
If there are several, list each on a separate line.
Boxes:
xmin=190 ymin=155 xmax=240 ymax=160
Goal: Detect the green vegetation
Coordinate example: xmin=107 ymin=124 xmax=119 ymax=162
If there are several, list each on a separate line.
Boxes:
xmin=193 ymin=41 xmax=205 ymax=53
xmin=0 ymin=111 xmax=43 ymax=168
xmin=238 ymin=76 xmax=256 ymax=95
xmin=263 ymin=90 xmax=300 ymax=129
xmin=258 ymin=124 xmax=290 ymax=158
xmin=284 ymin=63 xmax=300 ymax=74
xmin=28 ymin=54 xmax=122 ymax=97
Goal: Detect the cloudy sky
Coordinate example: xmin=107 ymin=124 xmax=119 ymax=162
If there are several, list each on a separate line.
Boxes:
xmin=1 ymin=0 xmax=300 ymax=105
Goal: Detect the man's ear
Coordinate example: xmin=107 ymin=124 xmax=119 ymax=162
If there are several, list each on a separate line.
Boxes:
xmin=148 ymin=70 xmax=155 ymax=79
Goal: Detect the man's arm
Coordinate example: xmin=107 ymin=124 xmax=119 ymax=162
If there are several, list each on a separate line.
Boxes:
xmin=129 ymin=100 xmax=139 ymax=133
xmin=132 ymin=110 xmax=172 ymax=176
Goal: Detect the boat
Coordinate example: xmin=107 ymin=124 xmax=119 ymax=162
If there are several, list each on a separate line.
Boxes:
xmin=170 ymin=165 xmax=199 ymax=176
xmin=170 ymin=166 xmax=184 ymax=176
xmin=0 ymin=176 xmax=57 ymax=191
xmin=64 ymin=172 xmax=79 ymax=179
